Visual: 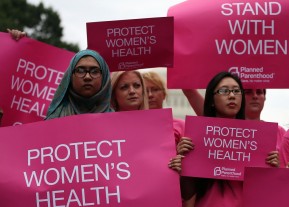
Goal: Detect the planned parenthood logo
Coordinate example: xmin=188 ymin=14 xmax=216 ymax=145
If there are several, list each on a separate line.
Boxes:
xmin=118 ymin=61 xmax=144 ymax=70
xmin=213 ymin=166 xmax=242 ymax=179
xmin=228 ymin=66 xmax=275 ymax=84
xmin=214 ymin=167 xmax=222 ymax=176
xmin=228 ymin=67 xmax=240 ymax=77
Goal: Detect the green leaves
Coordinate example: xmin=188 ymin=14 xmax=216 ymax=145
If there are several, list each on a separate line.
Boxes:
xmin=0 ymin=0 xmax=79 ymax=52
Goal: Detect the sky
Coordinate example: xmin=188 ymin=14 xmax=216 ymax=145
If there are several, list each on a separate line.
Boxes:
xmin=27 ymin=0 xmax=289 ymax=129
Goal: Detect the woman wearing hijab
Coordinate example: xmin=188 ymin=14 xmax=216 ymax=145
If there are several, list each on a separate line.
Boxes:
xmin=46 ymin=49 xmax=113 ymax=119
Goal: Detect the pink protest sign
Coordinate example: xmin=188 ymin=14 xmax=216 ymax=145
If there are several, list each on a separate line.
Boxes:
xmin=0 ymin=109 xmax=182 ymax=207
xmin=87 ymin=17 xmax=173 ymax=71
xmin=243 ymin=167 xmax=289 ymax=207
xmin=182 ymin=116 xmax=278 ymax=180
xmin=0 ymin=32 xmax=74 ymax=126
xmin=167 ymin=0 xmax=289 ymax=89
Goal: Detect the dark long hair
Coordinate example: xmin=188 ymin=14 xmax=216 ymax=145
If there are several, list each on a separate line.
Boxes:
xmin=197 ymin=72 xmax=245 ymax=200
xmin=203 ymin=71 xmax=245 ymax=119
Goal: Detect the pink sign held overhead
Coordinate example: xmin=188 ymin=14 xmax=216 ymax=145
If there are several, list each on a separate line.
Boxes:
xmin=182 ymin=116 xmax=278 ymax=180
xmin=243 ymin=167 xmax=289 ymax=207
xmin=0 ymin=32 xmax=75 ymax=126
xmin=87 ymin=17 xmax=174 ymax=71
xmin=167 ymin=0 xmax=289 ymax=89
xmin=0 ymin=109 xmax=182 ymax=207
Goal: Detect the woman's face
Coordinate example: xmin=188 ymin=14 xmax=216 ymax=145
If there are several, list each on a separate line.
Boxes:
xmin=213 ymin=77 xmax=242 ymax=118
xmin=115 ymin=71 xmax=144 ymax=111
xmin=71 ymin=56 xmax=102 ymax=98
xmin=145 ymin=80 xmax=165 ymax=109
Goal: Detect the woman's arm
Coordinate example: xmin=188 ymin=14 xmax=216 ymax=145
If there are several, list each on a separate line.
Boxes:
xmin=182 ymin=89 xmax=204 ymax=116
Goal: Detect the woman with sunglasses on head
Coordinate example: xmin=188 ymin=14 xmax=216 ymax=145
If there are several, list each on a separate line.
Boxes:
xmin=46 ymin=49 xmax=113 ymax=120
xmin=179 ymin=71 xmax=279 ymax=207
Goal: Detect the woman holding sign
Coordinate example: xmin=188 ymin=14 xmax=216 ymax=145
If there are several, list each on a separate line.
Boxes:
xmin=6 ymin=30 xmax=114 ymax=118
xmin=179 ymin=72 xmax=279 ymax=207
xmin=46 ymin=49 xmax=114 ymax=119
xmin=183 ymin=87 xmax=286 ymax=166
xmin=110 ymin=70 xmax=184 ymax=173
xmin=142 ymin=71 xmax=187 ymax=145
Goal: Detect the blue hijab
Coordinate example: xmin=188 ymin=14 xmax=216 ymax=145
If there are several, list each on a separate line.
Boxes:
xmin=46 ymin=49 xmax=113 ymax=120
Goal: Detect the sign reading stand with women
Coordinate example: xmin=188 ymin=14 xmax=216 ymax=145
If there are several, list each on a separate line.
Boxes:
xmin=182 ymin=116 xmax=278 ymax=180
xmin=168 ymin=0 xmax=289 ymax=89
xmin=87 ymin=17 xmax=174 ymax=71
xmin=0 ymin=109 xmax=181 ymax=207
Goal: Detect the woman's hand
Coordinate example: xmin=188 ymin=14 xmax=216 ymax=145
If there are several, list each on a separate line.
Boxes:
xmin=266 ymin=151 xmax=279 ymax=167
xmin=177 ymin=137 xmax=194 ymax=155
xmin=168 ymin=154 xmax=184 ymax=174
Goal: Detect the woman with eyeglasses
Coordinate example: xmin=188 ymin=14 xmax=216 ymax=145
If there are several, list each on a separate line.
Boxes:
xmin=142 ymin=71 xmax=167 ymax=110
xmin=183 ymin=85 xmax=286 ymax=167
xmin=46 ymin=49 xmax=113 ymax=120
xmin=179 ymin=71 xmax=279 ymax=207
xmin=142 ymin=71 xmax=186 ymax=145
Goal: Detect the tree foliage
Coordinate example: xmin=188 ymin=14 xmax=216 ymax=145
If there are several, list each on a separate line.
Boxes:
xmin=0 ymin=0 xmax=79 ymax=52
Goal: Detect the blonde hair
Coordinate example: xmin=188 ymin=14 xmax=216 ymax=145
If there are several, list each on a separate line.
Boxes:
xmin=110 ymin=70 xmax=149 ymax=111
xmin=142 ymin=71 xmax=167 ymax=98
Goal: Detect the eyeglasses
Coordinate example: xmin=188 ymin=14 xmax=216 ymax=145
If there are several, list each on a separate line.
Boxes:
xmin=73 ymin=67 xmax=102 ymax=79
xmin=214 ymin=88 xmax=243 ymax=95
xmin=146 ymin=87 xmax=162 ymax=94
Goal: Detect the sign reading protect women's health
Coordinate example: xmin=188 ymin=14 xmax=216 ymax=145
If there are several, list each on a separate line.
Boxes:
xmin=0 ymin=32 xmax=74 ymax=126
xmin=87 ymin=17 xmax=173 ymax=71
xmin=182 ymin=116 xmax=278 ymax=180
xmin=167 ymin=1 xmax=289 ymax=89
xmin=0 ymin=109 xmax=182 ymax=207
